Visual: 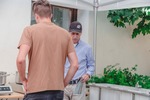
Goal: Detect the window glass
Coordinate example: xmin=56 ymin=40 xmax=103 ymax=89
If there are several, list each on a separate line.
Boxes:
xmin=52 ymin=6 xmax=71 ymax=30
xmin=31 ymin=4 xmax=77 ymax=30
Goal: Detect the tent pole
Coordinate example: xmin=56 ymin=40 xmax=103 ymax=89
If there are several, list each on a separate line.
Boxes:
xmin=93 ymin=0 xmax=98 ymax=74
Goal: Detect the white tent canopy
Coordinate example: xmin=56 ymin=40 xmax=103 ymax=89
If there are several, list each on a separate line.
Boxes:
xmin=50 ymin=0 xmax=150 ymax=11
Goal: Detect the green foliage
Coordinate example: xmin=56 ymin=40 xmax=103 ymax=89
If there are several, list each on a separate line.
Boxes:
xmin=88 ymin=64 xmax=150 ymax=89
xmin=107 ymin=7 xmax=150 ymax=38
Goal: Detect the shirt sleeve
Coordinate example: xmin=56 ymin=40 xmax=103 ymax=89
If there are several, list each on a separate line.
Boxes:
xmin=86 ymin=47 xmax=95 ymax=76
xmin=18 ymin=27 xmax=32 ymax=49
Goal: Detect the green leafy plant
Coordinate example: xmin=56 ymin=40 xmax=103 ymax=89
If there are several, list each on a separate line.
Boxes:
xmin=107 ymin=7 xmax=150 ymax=38
xmin=88 ymin=64 xmax=150 ymax=89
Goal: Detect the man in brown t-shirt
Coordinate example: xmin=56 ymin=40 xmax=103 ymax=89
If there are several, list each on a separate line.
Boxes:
xmin=16 ymin=0 xmax=78 ymax=100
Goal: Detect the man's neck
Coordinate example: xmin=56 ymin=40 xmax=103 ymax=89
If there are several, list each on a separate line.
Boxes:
xmin=38 ymin=17 xmax=51 ymax=23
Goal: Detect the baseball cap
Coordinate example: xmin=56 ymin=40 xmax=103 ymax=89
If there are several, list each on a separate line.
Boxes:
xmin=69 ymin=21 xmax=82 ymax=33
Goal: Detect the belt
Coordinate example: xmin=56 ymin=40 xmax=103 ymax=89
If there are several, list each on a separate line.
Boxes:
xmin=69 ymin=78 xmax=81 ymax=84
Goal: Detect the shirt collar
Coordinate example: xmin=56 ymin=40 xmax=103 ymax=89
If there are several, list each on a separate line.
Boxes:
xmin=74 ymin=40 xmax=81 ymax=47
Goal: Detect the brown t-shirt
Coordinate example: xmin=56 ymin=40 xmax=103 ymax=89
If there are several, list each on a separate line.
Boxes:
xmin=18 ymin=22 xmax=75 ymax=93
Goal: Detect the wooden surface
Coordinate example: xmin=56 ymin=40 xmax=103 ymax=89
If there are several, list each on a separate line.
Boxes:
xmin=0 ymin=92 xmax=24 ymax=99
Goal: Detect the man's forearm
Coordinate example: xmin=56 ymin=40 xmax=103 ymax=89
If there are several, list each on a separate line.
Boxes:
xmin=16 ymin=59 xmax=26 ymax=82
xmin=64 ymin=64 xmax=78 ymax=87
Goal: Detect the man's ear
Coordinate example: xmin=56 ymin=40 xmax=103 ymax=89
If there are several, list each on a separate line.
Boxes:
xmin=35 ymin=14 xmax=39 ymax=19
xmin=50 ymin=14 xmax=53 ymax=19
xmin=34 ymin=13 xmax=40 ymax=23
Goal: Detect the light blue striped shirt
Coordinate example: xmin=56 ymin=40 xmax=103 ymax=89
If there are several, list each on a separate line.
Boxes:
xmin=64 ymin=40 xmax=95 ymax=80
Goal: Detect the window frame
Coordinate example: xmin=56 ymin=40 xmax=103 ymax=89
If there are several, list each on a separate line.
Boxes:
xmin=31 ymin=2 xmax=77 ymax=27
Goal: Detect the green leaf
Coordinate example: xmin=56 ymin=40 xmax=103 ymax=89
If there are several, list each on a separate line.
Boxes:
xmin=107 ymin=7 xmax=150 ymax=38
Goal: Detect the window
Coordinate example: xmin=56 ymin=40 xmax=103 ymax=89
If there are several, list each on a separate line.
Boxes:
xmin=31 ymin=3 xmax=77 ymax=30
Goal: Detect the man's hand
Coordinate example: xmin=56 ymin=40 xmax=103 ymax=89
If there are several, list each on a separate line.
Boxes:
xmin=22 ymin=78 xmax=28 ymax=93
xmin=81 ymin=74 xmax=90 ymax=83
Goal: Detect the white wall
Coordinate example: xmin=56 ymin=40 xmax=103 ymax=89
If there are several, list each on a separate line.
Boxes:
xmin=77 ymin=10 xmax=90 ymax=43
xmin=0 ymin=0 xmax=31 ymax=83
xmin=95 ymin=11 xmax=150 ymax=76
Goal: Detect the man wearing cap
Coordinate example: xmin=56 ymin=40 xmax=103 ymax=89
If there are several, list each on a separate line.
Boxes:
xmin=64 ymin=21 xmax=95 ymax=100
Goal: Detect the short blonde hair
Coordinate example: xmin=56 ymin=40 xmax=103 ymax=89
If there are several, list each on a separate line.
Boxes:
xmin=32 ymin=0 xmax=51 ymax=18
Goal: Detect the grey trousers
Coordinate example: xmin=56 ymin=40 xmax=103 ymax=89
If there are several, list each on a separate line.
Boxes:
xmin=63 ymin=83 xmax=86 ymax=100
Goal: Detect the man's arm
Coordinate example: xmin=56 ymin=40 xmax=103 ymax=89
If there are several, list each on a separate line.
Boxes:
xmin=16 ymin=44 xmax=30 ymax=91
xmin=64 ymin=52 xmax=78 ymax=87
xmin=86 ymin=47 xmax=95 ymax=76
xmin=81 ymin=47 xmax=95 ymax=82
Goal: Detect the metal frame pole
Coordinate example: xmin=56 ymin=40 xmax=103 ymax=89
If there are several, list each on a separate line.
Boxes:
xmin=93 ymin=0 xmax=99 ymax=74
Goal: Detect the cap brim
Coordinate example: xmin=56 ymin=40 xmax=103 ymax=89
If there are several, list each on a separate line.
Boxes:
xmin=69 ymin=29 xmax=81 ymax=33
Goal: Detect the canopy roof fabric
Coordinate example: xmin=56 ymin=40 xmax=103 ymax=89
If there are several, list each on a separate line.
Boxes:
xmin=50 ymin=0 xmax=150 ymax=11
